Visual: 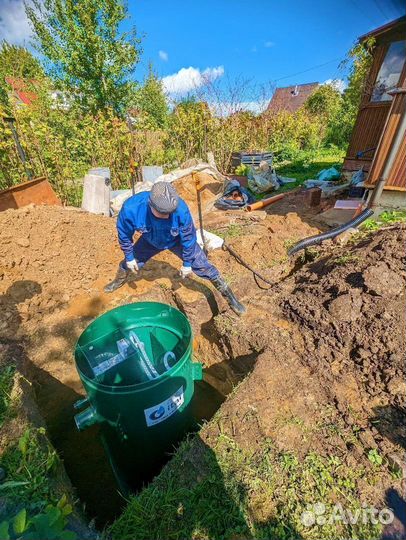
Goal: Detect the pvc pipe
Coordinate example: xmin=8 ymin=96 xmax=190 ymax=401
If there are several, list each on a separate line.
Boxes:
xmin=246 ymin=193 xmax=285 ymax=212
xmin=73 ymin=397 xmax=89 ymax=410
xmin=74 ymin=406 xmax=99 ymax=431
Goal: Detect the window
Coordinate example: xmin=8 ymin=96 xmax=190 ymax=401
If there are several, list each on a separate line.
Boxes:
xmin=371 ymin=40 xmax=406 ymax=102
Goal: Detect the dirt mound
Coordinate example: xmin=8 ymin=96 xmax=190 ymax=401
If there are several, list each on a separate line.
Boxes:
xmin=0 ymin=204 xmax=122 ymax=337
xmin=173 ymin=171 xmax=223 ymax=217
xmin=282 ymin=225 xmax=406 ymax=446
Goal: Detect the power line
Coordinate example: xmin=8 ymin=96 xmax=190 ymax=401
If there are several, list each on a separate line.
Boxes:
xmin=273 ymin=57 xmax=342 ymax=83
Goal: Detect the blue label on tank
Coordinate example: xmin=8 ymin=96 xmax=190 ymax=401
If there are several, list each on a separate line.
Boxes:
xmin=144 ymin=386 xmax=184 ymax=427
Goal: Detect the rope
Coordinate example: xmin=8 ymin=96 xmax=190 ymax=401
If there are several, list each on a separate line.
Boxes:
xmin=223 ymin=243 xmax=273 ymax=290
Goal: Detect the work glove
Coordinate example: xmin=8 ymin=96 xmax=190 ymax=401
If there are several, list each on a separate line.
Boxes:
xmin=126 ymin=259 xmax=139 ymax=273
xmin=179 ymin=265 xmax=192 ymax=279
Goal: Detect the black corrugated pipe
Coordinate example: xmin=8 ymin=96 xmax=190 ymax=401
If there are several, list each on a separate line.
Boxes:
xmin=287 ymin=208 xmax=374 ymax=257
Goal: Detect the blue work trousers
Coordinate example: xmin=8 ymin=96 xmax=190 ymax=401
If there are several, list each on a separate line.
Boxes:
xmin=121 ymin=236 xmax=220 ymax=281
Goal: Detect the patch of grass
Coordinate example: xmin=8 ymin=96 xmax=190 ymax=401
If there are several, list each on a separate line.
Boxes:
xmin=0 ymin=365 xmax=15 ymax=428
xmin=361 ymin=210 xmax=406 ymax=231
xmin=283 ymin=238 xmax=298 ymax=250
xmin=109 ymin=435 xmax=383 ymax=540
xmin=0 ymin=427 xmax=58 ymax=510
xmin=333 ymin=254 xmax=361 ymax=266
xmin=214 ymin=314 xmax=238 ymax=337
xmin=209 ymin=224 xmax=244 ymax=240
xmin=274 ymin=148 xmax=345 ymax=193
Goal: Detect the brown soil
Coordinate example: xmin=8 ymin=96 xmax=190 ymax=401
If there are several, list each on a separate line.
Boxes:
xmin=0 ymin=198 xmax=405 ymax=532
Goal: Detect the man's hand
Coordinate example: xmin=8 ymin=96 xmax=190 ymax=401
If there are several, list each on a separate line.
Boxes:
xmin=179 ymin=265 xmax=192 ymax=279
xmin=126 ymin=259 xmax=139 ymax=273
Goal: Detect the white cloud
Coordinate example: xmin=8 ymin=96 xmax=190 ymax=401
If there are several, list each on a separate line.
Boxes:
xmin=324 ymin=78 xmax=347 ymax=93
xmin=162 ymin=65 xmax=224 ymax=95
xmin=264 ymin=41 xmax=274 ymax=48
xmin=159 ymin=50 xmax=168 ymax=61
xmin=0 ymin=0 xmax=32 ymax=44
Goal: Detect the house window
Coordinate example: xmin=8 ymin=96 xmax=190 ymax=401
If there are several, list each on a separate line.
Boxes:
xmin=371 ymin=40 xmax=406 ymax=102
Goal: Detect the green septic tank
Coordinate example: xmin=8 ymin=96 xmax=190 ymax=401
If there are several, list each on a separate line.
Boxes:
xmin=73 ymin=302 xmax=202 ymax=493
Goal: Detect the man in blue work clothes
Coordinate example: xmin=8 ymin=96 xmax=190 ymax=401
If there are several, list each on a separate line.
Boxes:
xmin=105 ymin=181 xmax=246 ymax=315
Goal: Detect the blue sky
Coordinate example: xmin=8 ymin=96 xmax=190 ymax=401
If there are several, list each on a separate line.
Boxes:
xmin=0 ymin=0 xmax=405 ymax=108
xmin=129 ymin=0 xmax=404 ymax=94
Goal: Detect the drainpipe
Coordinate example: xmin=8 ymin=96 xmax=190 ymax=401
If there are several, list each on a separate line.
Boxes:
xmin=368 ymin=88 xmax=406 ymax=211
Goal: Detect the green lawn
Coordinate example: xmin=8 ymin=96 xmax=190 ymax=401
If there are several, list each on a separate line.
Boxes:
xmin=274 ymin=148 xmax=345 ymax=193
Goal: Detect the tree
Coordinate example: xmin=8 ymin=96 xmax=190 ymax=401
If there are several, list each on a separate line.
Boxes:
xmin=342 ymin=38 xmax=375 ymax=119
xmin=26 ymin=0 xmax=141 ymax=115
xmin=327 ymin=38 xmax=374 ymax=148
xmin=0 ymin=42 xmax=44 ymax=108
xmin=133 ymin=65 xmax=169 ymax=128
xmin=305 ymin=83 xmax=342 ymax=121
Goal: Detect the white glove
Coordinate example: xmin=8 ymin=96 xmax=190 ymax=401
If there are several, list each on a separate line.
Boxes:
xmin=126 ymin=259 xmax=139 ymax=273
xmin=179 ymin=265 xmax=192 ymax=279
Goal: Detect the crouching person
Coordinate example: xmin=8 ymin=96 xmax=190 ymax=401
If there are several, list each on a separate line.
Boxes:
xmin=105 ymin=182 xmax=246 ymax=315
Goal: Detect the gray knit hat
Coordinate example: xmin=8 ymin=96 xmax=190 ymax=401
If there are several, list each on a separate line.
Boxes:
xmin=149 ymin=182 xmax=179 ymax=214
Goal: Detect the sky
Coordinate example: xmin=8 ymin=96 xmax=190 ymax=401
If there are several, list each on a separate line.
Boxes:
xmin=0 ymin=0 xmax=405 ymax=111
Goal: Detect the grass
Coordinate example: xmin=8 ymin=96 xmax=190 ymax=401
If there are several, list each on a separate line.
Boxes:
xmin=361 ymin=210 xmax=406 ymax=231
xmin=0 ymin=427 xmax=58 ymax=508
xmin=333 ymin=254 xmax=361 ymax=266
xmin=0 ymin=365 xmax=15 ymax=428
xmin=109 ymin=433 xmax=384 ymax=540
xmin=209 ymin=224 xmax=244 ymax=240
xmin=274 ymin=147 xmax=345 ymax=193
xmin=0 ymin=365 xmax=61 ymax=514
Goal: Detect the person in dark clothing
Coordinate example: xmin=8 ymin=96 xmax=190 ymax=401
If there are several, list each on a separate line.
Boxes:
xmin=105 ymin=181 xmax=246 ymax=315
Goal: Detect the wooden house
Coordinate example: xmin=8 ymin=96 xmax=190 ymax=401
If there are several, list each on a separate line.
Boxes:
xmin=342 ymin=16 xmax=406 ymax=207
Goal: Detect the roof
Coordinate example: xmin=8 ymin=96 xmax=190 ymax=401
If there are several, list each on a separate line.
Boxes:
xmin=358 ymin=16 xmax=406 ymax=42
xmin=266 ymin=82 xmax=319 ymax=113
xmin=5 ymin=77 xmax=39 ymax=106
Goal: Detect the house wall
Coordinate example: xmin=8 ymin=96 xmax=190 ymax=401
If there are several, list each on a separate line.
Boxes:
xmin=342 ymin=19 xmax=406 ymax=182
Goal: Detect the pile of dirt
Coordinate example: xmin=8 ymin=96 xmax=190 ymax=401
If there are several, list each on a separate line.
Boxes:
xmin=0 ymin=204 xmax=122 ymax=337
xmin=281 ymin=224 xmax=406 ymax=450
xmin=283 ymin=225 xmax=406 ymax=404
xmin=173 ymin=171 xmax=223 ymax=217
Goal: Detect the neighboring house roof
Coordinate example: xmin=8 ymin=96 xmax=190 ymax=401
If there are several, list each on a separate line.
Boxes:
xmin=5 ymin=77 xmax=39 ymax=106
xmin=266 ymin=82 xmax=319 ymax=113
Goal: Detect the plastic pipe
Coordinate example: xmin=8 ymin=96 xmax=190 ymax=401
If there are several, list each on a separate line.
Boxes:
xmin=246 ymin=193 xmax=285 ymax=212
xmin=287 ymin=208 xmax=374 ymax=256
xmin=74 ymin=406 xmax=99 ymax=431
xmin=73 ymin=397 xmax=89 ymax=410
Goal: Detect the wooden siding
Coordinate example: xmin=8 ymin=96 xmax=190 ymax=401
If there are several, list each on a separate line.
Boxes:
xmin=343 ymin=44 xmax=391 ymax=171
xmin=345 ymin=103 xmax=391 ymax=160
xmin=366 ymin=92 xmax=406 ymax=188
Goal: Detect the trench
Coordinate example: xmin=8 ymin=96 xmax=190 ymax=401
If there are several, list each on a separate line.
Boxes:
xmin=30 ymin=318 xmax=256 ymax=529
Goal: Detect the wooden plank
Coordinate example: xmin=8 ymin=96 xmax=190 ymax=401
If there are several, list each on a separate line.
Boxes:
xmin=364 ymin=184 xmax=406 ymax=191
